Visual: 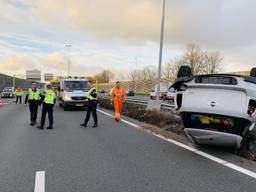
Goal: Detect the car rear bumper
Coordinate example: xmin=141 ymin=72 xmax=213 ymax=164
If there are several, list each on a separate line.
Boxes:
xmin=166 ymin=96 xmax=175 ymax=100
xmin=184 ymin=128 xmax=243 ymax=149
xmin=1 ymin=95 xmax=14 ymax=98
xmin=64 ymin=101 xmax=87 ymax=107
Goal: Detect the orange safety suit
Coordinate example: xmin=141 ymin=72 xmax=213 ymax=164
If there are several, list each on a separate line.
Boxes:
xmin=111 ymin=87 xmax=126 ymax=121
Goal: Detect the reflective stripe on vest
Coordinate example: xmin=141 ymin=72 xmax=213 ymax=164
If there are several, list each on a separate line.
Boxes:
xmin=44 ymin=90 xmax=56 ymax=104
xmin=28 ymin=89 xmax=40 ymax=100
xmin=87 ymin=87 xmax=97 ymax=101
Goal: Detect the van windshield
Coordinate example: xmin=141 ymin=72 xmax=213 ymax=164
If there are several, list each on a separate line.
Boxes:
xmin=64 ymin=81 xmax=89 ymax=91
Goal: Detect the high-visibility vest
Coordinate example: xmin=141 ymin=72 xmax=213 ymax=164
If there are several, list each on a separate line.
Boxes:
xmin=28 ymin=88 xmax=40 ymax=100
xmin=87 ymin=87 xmax=97 ymax=101
xmin=15 ymin=89 xmax=23 ymax=96
xmin=44 ymin=90 xmax=56 ymax=104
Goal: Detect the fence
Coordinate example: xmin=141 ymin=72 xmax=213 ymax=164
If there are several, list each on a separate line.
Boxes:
xmin=96 ymin=79 xmax=172 ymax=94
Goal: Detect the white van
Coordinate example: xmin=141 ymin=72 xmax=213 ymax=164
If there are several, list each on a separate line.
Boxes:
xmin=59 ymin=78 xmax=89 ymax=110
xmin=172 ymin=66 xmax=256 ymax=149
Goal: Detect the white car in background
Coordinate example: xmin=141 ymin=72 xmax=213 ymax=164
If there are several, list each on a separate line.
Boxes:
xmin=172 ymin=66 xmax=256 ymax=149
xmin=166 ymin=86 xmax=175 ymax=103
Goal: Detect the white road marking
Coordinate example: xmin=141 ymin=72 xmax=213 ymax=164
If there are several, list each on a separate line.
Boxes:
xmin=97 ymin=109 xmax=256 ymax=180
xmin=34 ymin=171 xmax=45 ymax=192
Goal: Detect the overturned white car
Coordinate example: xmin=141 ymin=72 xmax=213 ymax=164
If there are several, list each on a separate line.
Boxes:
xmin=172 ymin=66 xmax=256 ymax=149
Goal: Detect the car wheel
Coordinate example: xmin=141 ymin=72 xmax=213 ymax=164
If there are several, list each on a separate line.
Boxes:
xmin=63 ymin=105 xmax=68 ymax=111
xmin=250 ymin=67 xmax=256 ymax=77
xmin=177 ymin=65 xmax=192 ymax=78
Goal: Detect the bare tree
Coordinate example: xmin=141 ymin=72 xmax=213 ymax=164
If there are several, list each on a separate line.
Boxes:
xmin=162 ymin=57 xmax=184 ymax=81
xmin=129 ymin=69 xmax=144 ymax=81
xmin=142 ymin=66 xmax=157 ymax=81
xmin=183 ymin=43 xmax=205 ymax=75
xmin=94 ymin=70 xmax=114 ymax=83
xmin=203 ymin=51 xmax=223 ymax=74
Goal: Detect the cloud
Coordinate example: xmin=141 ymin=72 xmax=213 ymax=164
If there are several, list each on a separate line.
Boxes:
xmin=21 ymin=0 xmax=256 ymax=48
xmin=0 ymin=0 xmax=256 ymax=76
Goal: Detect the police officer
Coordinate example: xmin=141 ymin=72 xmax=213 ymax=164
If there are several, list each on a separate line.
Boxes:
xmin=25 ymin=82 xmax=40 ymax=126
xmin=37 ymin=84 xmax=56 ymax=129
xmin=15 ymin=87 xmax=23 ymax=104
xmin=80 ymin=86 xmax=98 ymax=128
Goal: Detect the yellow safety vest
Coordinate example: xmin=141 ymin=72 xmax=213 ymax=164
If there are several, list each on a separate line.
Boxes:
xmin=28 ymin=88 xmax=40 ymax=100
xmin=44 ymin=90 xmax=56 ymax=104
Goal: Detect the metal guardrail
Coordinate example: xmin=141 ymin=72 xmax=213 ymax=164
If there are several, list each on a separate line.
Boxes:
xmin=99 ymin=94 xmax=175 ymax=111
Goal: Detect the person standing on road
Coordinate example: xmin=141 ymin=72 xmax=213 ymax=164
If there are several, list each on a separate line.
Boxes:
xmin=14 ymin=87 xmax=23 ymax=104
xmin=111 ymin=81 xmax=126 ymax=121
xmin=25 ymin=82 xmax=40 ymax=126
xmin=80 ymin=86 xmax=98 ymax=128
xmin=37 ymin=84 xmax=56 ymax=129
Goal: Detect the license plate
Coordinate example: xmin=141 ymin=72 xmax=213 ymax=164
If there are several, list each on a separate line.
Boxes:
xmin=76 ymin=103 xmax=84 ymax=107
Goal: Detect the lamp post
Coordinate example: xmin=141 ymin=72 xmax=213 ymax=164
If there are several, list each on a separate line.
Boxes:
xmin=65 ymin=44 xmax=72 ymax=76
xmin=156 ymin=0 xmax=166 ymax=103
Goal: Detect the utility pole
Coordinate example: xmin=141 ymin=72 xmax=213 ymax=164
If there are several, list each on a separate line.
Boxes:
xmin=156 ymin=0 xmax=166 ymax=103
xmin=13 ymin=75 xmax=15 ymax=88
xmin=65 ymin=44 xmax=72 ymax=76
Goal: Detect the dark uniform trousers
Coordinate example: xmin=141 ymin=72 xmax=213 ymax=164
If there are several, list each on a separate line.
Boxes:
xmin=29 ymin=101 xmax=38 ymax=123
xmin=16 ymin=96 xmax=22 ymax=104
xmin=41 ymin=103 xmax=54 ymax=127
xmin=85 ymin=100 xmax=98 ymax=124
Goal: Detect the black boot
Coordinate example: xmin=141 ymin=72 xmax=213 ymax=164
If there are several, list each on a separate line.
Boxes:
xmin=80 ymin=122 xmax=87 ymax=127
xmin=37 ymin=125 xmax=44 ymax=129
xmin=46 ymin=125 xmax=53 ymax=129
xmin=30 ymin=122 xmax=34 ymax=126
xmin=92 ymin=124 xmax=98 ymax=128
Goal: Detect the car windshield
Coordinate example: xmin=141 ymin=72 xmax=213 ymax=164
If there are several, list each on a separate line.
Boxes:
xmin=3 ymin=90 xmax=12 ymax=93
xmin=51 ymin=82 xmax=60 ymax=87
xmin=64 ymin=81 xmax=89 ymax=91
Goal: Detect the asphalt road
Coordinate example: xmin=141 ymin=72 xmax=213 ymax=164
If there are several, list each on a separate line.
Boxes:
xmin=0 ymin=98 xmax=255 ymax=192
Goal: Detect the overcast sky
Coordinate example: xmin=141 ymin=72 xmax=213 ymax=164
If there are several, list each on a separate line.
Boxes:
xmin=0 ymin=0 xmax=255 ymax=78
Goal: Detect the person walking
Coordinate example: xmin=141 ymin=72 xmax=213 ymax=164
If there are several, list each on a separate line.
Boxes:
xmin=25 ymin=82 xmax=40 ymax=126
xmin=111 ymin=81 xmax=126 ymax=121
xmin=80 ymin=86 xmax=98 ymax=128
xmin=37 ymin=84 xmax=56 ymax=129
xmin=15 ymin=87 xmax=23 ymax=104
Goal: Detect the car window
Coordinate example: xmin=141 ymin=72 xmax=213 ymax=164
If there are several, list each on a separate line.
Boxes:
xmin=195 ymin=76 xmax=238 ymax=85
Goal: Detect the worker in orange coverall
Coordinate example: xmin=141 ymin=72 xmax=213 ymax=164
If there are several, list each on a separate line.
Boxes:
xmin=111 ymin=81 xmax=126 ymax=121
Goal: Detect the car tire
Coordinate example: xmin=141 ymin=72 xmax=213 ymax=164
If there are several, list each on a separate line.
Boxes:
xmin=177 ymin=65 xmax=192 ymax=78
xmin=63 ymin=105 xmax=68 ymax=111
xmin=250 ymin=67 xmax=256 ymax=77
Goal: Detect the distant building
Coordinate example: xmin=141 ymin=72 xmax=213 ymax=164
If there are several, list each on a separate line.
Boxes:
xmin=44 ymin=73 xmax=54 ymax=82
xmin=26 ymin=70 xmax=41 ymax=82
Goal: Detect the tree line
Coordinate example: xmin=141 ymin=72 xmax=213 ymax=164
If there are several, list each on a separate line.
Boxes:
xmin=90 ymin=43 xmax=223 ymax=83
xmin=130 ymin=43 xmax=223 ymax=82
